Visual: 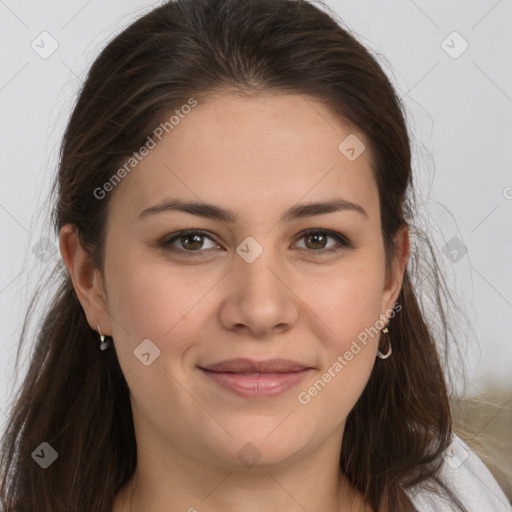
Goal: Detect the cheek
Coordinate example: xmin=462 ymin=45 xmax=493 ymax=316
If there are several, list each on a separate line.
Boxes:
xmin=300 ymin=251 xmax=385 ymax=411
xmin=297 ymin=260 xmax=384 ymax=421
xmin=104 ymin=252 xmax=207 ymax=411
xmin=309 ymin=254 xmax=386 ymax=345
xmin=108 ymin=266 xmax=173 ymax=334
xmin=104 ymin=243 xmax=207 ymax=352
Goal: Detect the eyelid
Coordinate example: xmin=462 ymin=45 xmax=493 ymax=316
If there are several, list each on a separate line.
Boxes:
xmin=159 ymin=228 xmax=352 ymax=255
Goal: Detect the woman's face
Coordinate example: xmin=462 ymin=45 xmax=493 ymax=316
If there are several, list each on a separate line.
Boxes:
xmin=72 ymin=92 xmax=408 ymax=470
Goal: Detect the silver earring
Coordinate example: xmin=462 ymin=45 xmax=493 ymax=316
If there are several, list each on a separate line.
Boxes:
xmin=98 ymin=323 xmax=112 ymax=351
xmin=377 ymin=325 xmax=392 ymax=359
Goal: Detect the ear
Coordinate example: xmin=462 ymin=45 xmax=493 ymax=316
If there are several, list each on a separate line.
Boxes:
xmin=380 ymin=224 xmax=410 ymax=319
xmin=59 ymin=223 xmax=111 ymax=335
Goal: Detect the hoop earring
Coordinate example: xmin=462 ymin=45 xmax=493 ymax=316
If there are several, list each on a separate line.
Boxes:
xmin=377 ymin=325 xmax=392 ymax=359
xmin=97 ymin=323 xmax=112 ymax=351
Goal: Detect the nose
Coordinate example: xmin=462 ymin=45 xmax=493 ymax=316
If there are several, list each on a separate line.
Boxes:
xmin=218 ymin=250 xmax=300 ymax=338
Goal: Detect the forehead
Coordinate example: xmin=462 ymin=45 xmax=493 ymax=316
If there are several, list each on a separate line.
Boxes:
xmin=107 ymin=92 xmax=379 ymax=226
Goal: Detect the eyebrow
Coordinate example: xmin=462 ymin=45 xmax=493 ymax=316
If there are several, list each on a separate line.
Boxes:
xmin=137 ymin=197 xmax=368 ymax=223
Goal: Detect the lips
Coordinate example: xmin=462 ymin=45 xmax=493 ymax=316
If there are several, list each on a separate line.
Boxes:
xmin=199 ymin=357 xmax=311 ymax=374
xmin=198 ymin=358 xmax=313 ymax=398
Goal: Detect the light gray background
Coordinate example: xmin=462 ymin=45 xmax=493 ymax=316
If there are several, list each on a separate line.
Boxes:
xmin=1 ymin=0 xmax=511 ymax=437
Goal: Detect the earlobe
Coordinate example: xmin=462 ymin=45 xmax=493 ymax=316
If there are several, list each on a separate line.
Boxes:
xmin=59 ymin=223 xmax=111 ymax=334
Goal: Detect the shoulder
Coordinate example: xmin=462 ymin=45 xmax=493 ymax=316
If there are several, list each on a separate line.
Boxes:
xmin=405 ymin=433 xmax=512 ymax=512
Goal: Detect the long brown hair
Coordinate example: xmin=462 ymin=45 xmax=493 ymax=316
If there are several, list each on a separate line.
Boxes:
xmin=0 ymin=1 xmax=470 ymax=510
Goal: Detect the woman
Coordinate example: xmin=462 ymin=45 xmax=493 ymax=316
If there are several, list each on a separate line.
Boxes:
xmin=0 ymin=0 xmax=510 ymax=511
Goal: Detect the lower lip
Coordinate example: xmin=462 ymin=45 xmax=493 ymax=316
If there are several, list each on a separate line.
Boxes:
xmin=200 ymin=368 xmax=311 ymax=398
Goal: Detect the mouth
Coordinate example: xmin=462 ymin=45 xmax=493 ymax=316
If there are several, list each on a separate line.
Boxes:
xmin=198 ymin=358 xmax=313 ymax=398
xmin=200 ymin=357 xmax=311 ymax=373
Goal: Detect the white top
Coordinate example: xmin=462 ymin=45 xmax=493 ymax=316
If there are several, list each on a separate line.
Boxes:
xmin=406 ymin=433 xmax=512 ymax=511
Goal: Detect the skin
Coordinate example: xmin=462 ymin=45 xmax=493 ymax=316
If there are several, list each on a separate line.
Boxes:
xmin=60 ymin=91 xmax=409 ymax=512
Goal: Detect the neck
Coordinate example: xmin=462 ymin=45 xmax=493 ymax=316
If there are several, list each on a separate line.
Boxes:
xmin=112 ymin=434 xmax=370 ymax=512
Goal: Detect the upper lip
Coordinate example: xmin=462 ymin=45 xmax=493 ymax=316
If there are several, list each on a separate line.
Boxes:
xmin=200 ymin=358 xmax=311 ymax=373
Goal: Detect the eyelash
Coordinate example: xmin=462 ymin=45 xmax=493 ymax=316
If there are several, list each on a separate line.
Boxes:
xmin=159 ymin=229 xmax=352 ymax=257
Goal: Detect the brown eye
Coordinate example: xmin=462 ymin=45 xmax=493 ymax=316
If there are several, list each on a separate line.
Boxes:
xmin=294 ymin=229 xmax=351 ymax=254
xmin=179 ymin=232 xmax=205 ymax=250
xmin=304 ymin=232 xmax=328 ymax=250
xmin=159 ymin=228 xmax=351 ymax=257
xmin=160 ymin=230 xmax=219 ymax=254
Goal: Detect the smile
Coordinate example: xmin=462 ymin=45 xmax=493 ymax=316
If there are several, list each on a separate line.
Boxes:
xmin=199 ymin=368 xmax=312 ymax=398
